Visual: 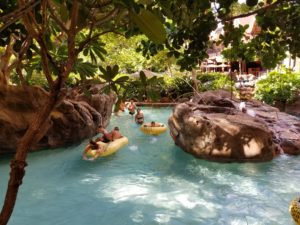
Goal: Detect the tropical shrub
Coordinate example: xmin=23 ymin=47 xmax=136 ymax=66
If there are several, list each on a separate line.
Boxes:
xmin=163 ymin=74 xmax=194 ymax=100
xmin=197 ymin=72 xmax=235 ymax=92
xmin=121 ymin=72 xmax=165 ymax=102
xmin=254 ymin=70 xmax=300 ymax=105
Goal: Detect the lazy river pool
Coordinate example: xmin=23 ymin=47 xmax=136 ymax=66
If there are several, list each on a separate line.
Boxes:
xmin=0 ymin=108 xmax=299 ymax=225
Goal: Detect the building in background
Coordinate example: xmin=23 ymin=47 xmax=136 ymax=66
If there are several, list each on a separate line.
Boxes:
xmin=201 ymin=15 xmax=263 ymax=76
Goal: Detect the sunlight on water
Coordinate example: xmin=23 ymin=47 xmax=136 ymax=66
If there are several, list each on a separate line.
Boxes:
xmin=129 ymin=145 xmax=139 ymax=151
xmin=0 ymin=108 xmax=299 ymax=225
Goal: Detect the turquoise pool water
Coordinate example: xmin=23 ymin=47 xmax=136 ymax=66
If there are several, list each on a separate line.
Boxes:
xmin=0 ymin=108 xmax=299 ymax=225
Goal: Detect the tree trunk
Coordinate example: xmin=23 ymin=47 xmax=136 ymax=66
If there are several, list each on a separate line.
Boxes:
xmin=0 ymin=38 xmax=14 ymax=86
xmin=0 ymin=81 xmax=62 ymax=225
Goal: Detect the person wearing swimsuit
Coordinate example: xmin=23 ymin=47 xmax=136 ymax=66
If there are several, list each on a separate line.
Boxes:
xmin=96 ymin=126 xmax=112 ymax=143
xmin=135 ymin=108 xmax=144 ymax=124
xmin=96 ymin=126 xmax=123 ymax=143
xmin=127 ymin=99 xmax=136 ymax=115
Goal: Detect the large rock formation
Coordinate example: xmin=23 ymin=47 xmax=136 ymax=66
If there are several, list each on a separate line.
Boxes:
xmin=0 ymin=85 xmax=115 ymax=154
xmin=285 ymin=94 xmax=300 ymax=117
xmin=169 ymin=90 xmax=300 ymax=162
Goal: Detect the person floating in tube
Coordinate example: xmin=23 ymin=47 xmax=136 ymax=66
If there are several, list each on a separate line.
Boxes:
xmin=96 ymin=126 xmax=123 ymax=143
xmin=82 ymin=139 xmax=105 ymax=160
xmin=144 ymin=121 xmax=164 ymax=127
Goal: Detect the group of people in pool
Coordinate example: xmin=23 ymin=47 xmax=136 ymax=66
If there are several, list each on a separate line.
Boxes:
xmin=126 ymin=100 xmax=163 ymax=127
xmin=83 ymin=100 xmax=163 ymax=159
xmin=83 ymin=126 xmax=123 ymax=159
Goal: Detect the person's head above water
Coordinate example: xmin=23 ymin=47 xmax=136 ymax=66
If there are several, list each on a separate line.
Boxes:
xmin=89 ymin=140 xmax=97 ymax=145
xmin=137 ymin=108 xmax=141 ymax=112
xmin=98 ymin=125 xmax=105 ymax=133
xmin=114 ymin=126 xmax=119 ymax=131
xmin=151 ymin=121 xmax=155 ymax=126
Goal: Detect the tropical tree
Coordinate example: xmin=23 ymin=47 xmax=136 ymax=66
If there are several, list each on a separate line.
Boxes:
xmin=98 ymin=64 xmax=129 ymax=111
xmin=130 ymin=71 xmax=164 ymax=101
xmin=0 ymin=1 xmax=167 ymax=224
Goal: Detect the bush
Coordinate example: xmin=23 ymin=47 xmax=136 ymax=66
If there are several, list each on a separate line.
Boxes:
xmin=163 ymin=75 xmax=194 ymax=100
xmin=254 ymin=70 xmax=300 ymax=105
xmin=10 ymin=71 xmax=49 ymax=90
xmin=197 ymin=72 xmax=235 ymax=92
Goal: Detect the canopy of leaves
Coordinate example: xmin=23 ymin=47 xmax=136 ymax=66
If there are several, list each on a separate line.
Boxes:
xmin=221 ymin=0 xmax=300 ymax=69
xmin=1 ymin=0 xmax=300 ymax=85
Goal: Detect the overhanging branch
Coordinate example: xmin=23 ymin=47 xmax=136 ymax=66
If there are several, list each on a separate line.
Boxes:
xmin=223 ymin=0 xmax=291 ymax=22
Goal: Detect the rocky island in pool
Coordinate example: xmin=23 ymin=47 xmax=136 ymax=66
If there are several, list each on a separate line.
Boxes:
xmin=169 ymin=90 xmax=300 ymax=163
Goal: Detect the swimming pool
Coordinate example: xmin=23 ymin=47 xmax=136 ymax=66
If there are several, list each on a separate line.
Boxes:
xmin=0 ymin=108 xmax=299 ymax=225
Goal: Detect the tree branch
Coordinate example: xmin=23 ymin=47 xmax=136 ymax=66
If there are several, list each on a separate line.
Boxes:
xmin=0 ymin=0 xmax=41 ymax=33
xmin=41 ymin=0 xmax=48 ymax=33
xmin=223 ymin=0 xmax=289 ymax=21
xmin=48 ymin=1 xmax=68 ymax=33
xmin=78 ymin=0 xmax=112 ymax=8
xmin=93 ymin=8 xmax=119 ymax=27
xmin=76 ymin=29 xmax=116 ymax=55
xmin=17 ymin=0 xmax=56 ymax=87
xmin=62 ymin=0 xmax=79 ymax=79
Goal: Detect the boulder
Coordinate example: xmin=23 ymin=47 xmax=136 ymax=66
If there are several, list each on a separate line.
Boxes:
xmin=285 ymin=94 xmax=300 ymax=117
xmin=169 ymin=90 xmax=300 ymax=162
xmin=0 ymin=85 xmax=115 ymax=154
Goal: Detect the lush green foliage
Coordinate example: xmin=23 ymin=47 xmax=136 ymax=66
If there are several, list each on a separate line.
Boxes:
xmin=101 ymin=34 xmax=173 ymax=73
xmin=11 ymin=70 xmax=49 ymax=89
xmin=163 ymin=74 xmax=194 ymax=100
xmin=119 ymin=71 xmax=235 ymax=102
xmin=255 ymin=70 xmax=300 ymax=105
xmin=2 ymin=0 xmax=300 ymax=87
xmin=197 ymin=72 xmax=236 ymax=92
xmin=121 ymin=72 xmax=165 ymax=101
xmin=98 ymin=65 xmax=129 ymax=95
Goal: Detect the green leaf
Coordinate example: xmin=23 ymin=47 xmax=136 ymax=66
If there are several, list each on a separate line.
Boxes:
xmin=130 ymin=9 xmax=166 ymax=44
xmin=99 ymin=66 xmax=107 ymax=76
xmin=112 ymin=65 xmax=119 ymax=76
xmin=90 ymin=51 xmax=97 ymax=64
xmin=114 ymin=76 xmax=129 ymax=83
xmin=106 ymin=66 xmax=113 ymax=78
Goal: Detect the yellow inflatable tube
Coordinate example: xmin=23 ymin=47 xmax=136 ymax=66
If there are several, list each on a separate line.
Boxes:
xmin=140 ymin=123 xmax=167 ymax=135
xmin=83 ymin=137 xmax=128 ymax=160
xmin=290 ymin=197 xmax=300 ymax=225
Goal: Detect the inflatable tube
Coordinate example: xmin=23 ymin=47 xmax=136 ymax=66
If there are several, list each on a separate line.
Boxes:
xmin=83 ymin=137 xmax=128 ymax=160
xmin=290 ymin=197 xmax=300 ymax=225
xmin=140 ymin=123 xmax=167 ymax=135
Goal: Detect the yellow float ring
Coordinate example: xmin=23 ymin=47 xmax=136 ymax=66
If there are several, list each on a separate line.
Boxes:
xmin=140 ymin=123 xmax=167 ymax=135
xmin=83 ymin=137 xmax=128 ymax=160
xmin=289 ymin=197 xmax=300 ymax=225
xmin=97 ymin=137 xmax=128 ymax=157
